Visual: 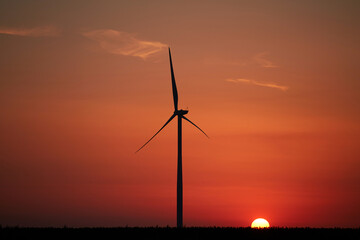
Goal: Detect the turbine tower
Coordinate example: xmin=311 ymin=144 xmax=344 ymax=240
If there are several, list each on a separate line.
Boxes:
xmin=136 ymin=48 xmax=208 ymax=228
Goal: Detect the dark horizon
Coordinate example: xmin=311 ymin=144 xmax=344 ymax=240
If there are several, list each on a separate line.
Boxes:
xmin=1 ymin=226 xmax=359 ymax=240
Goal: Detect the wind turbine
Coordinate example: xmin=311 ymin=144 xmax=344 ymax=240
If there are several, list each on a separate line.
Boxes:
xmin=136 ymin=48 xmax=208 ymax=228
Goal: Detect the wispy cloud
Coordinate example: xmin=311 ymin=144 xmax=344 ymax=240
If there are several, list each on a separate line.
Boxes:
xmin=0 ymin=26 xmax=61 ymax=37
xmin=204 ymin=52 xmax=279 ymax=68
xmin=226 ymin=78 xmax=288 ymax=91
xmin=82 ymin=29 xmax=167 ymax=59
xmin=253 ymin=52 xmax=278 ymax=68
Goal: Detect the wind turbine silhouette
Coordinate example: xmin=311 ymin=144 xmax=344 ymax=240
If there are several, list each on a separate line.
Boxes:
xmin=136 ymin=48 xmax=208 ymax=228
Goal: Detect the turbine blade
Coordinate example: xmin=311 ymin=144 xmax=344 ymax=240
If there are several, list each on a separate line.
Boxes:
xmin=169 ymin=48 xmax=178 ymax=111
xmin=182 ymin=116 xmax=209 ymax=138
xmin=135 ymin=114 xmax=176 ymax=153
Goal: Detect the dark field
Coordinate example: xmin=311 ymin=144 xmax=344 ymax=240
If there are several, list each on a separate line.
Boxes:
xmin=1 ymin=227 xmax=359 ymax=240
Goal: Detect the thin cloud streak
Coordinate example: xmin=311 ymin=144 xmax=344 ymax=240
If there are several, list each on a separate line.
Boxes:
xmin=0 ymin=26 xmax=61 ymax=37
xmin=82 ymin=29 xmax=167 ymax=59
xmin=253 ymin=52 xmax=278 ymax=68
xmin=226 ymin=78 xmax=288 ymax=91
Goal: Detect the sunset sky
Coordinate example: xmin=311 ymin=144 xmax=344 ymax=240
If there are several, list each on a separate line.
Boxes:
xmin=0 ymin=0 xmax=359 ymax=228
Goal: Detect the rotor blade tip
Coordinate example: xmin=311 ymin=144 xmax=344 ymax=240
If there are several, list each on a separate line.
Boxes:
xmin=135 ymin=114 xmax=176 ymax=153
xmin=182 ymin=116 xmax=209 ymax=139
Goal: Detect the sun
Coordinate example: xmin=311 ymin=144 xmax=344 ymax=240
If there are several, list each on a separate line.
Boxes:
xmin=251 ymin=218 xmax=270 ymax=228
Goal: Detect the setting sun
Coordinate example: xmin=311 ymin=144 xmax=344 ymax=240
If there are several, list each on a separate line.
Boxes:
xmin=251 ymin=218 xmax=270 ymax=228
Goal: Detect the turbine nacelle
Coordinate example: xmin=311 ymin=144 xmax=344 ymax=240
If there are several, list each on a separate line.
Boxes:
xmin=175 ymin=109 xmax=189 ymax=116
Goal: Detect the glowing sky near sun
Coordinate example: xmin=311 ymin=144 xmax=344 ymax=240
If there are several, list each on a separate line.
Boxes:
xmin=0 ymin=0 xmax=359 ymax=228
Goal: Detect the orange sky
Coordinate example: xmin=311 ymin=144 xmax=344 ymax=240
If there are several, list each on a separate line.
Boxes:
xmin=0 ymin=1 xmax=359 ymax=227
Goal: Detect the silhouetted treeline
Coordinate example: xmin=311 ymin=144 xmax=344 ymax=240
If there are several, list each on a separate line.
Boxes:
xmin=0 ymin=226 xmax=359 ymax=240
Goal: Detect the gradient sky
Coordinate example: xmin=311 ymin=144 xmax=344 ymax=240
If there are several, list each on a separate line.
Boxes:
xmin=0 ymin=0 xmax=359 ymax=227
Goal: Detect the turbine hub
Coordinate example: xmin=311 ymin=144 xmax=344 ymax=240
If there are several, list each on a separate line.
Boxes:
xmin=176 ymin=109 xmax=189 ymax=115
